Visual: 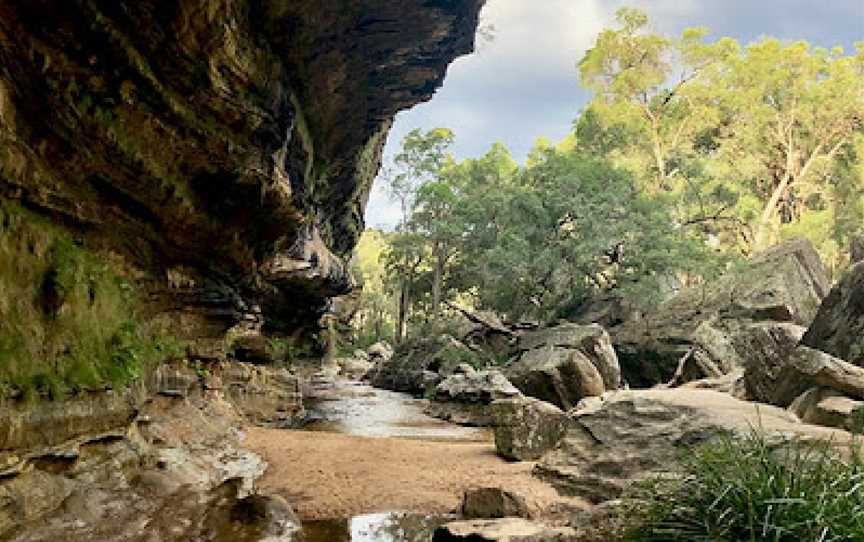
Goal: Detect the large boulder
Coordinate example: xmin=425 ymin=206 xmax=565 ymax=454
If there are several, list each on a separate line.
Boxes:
xmin=432 ymin=518 xmax=576 ymax=542
xmin=506 ymin=324 xmax=620 ymax=409
xmin=610 ymin=239 xmax=829 ymax=387
xmin=426 ymin=368 xmax=522 ymax=426
xmin=368 ymin=335 xmax=478 ymax=394
xmin=772 ymin=346 xmax=864 ymax=406
xmin=535 ymin=389 xmax=846 ymax=504
xmin=734 ymin=323 xmax=807 ymax=402
xmin=433 ymin=368 xmax=521 ymax=404
xmin=802 ymin=262 xmax=864 ymax=367
xmin=492 ymin=397 xmax=571 ymax=461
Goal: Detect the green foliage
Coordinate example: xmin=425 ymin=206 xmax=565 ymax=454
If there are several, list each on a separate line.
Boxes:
xmin=576 ymin=9 xmax=864 ymax=270
xmin=0 ymin=202 xmax=180 ymax=401
xmin=376 ymin=134 xmax=723 ymax=328
xmin=266 ymin=336 xmax=313 ymax=364
xmin=619 ymin=432 xmax=864 ymax=541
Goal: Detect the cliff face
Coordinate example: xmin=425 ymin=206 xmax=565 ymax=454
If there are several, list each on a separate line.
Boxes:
xmin=0 ymin=0 xmax=483 ymax=343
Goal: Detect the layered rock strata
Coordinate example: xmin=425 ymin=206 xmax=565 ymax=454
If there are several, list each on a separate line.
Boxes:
xmin=0 ymin=0 xmax=485 ymax=344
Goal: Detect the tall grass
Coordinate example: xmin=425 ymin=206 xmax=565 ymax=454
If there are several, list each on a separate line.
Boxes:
xmin=0 ymin=202 xmax=181 ymax=400
xmin=619 ymin=431 xmax=864 ymax=542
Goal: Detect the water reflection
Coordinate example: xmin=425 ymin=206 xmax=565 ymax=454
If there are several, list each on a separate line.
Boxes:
xmin=303 ymin=379 xmax=489 ymax=441
xmin=301 ymin=512 xmax=451 ymax=542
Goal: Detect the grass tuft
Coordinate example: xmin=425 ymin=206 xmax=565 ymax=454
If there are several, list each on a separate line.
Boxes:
xmin=618 ymin=431 xmax=864 ymax=542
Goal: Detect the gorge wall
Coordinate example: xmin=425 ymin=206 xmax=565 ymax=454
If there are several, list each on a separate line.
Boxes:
xmin=0 ymin=2 xmax=485 ymax=537
xmin=0 ymin=0 xmax=484 ymax=349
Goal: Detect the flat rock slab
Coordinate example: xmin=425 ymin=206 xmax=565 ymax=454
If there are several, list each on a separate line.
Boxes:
xmin=537 ymin=388 xmax=851 ymax=504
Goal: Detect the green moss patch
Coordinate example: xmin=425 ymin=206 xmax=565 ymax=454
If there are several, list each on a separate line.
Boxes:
xmin=0 ymin=202 xmax=182 ymax=401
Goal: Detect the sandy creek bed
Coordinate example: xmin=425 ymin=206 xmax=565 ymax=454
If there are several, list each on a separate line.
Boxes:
xmin=242 ymin=378 xmax=581 ymax=540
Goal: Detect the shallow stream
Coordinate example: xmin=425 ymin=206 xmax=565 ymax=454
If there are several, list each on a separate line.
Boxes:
xmin=302 ymin=378 xmax=489 ymax=441
xmin=295 ymin=378 xmax=487 ymax=540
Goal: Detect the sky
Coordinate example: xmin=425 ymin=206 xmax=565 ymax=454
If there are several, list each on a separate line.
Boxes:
xmin=364 ymin=0 xmax=864 ymax=229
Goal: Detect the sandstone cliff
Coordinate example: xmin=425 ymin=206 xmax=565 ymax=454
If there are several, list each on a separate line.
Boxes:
xmin=0 ymin=0 xmax=484 ymax=345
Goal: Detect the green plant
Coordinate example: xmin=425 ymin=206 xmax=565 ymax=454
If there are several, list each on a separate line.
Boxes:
xmin=190 ymin=360 xmax=209 ymax=378
xmin=0 ymin=201 xmax=181 ymax=401
xmin=266 ymin=337 xmax=312 ymax=364
xmin=619 ymin=431 xmax=864 ymax=541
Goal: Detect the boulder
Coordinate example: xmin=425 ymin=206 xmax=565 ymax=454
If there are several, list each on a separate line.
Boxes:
xmin=427 ymin=370 xmax=520 ymax=426
xmin=735 ymin=323 xmax=807 ymax=402
xmin=369 ymin=335 xmax=478 ymax=394
xmin=367 ymin=341 xmax=394 ymax=362
xmin=492 ymin=397 xmax=571 ymax=461
xmin=337 ymin=357 xmax=374 ymax=380
xmin=802 ymin=261 xmax=864 ymax=367
xmin=772 ymin=346 xmax=864 ymax=406
xmin=506 ymin=350 xmax=604 ymax=410
xmin=433 ymin=370 xmax=521 ymax=404
xmin=610 ymin=239 xmax=829 ymax=387
xmin=352 ymin=349 xmax=371 ymax=362
xmin=506 ymin=323 xmax=620 ymax=409
xmin=789 ymin=387 xmax=864 ymax=431
xmin=432 ymin=518 xmax=576 ymax=542
xmin=517 ymin=323 xmax=620 ymax=391
xmin=535 ymin=389 xmax=846 ymax=504
xmin=461 ymin=488 xmax=530 ymax=520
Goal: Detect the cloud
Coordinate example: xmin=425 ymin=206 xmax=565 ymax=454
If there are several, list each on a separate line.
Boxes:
xmin=365 ymin=0 xmax=864 ymax=230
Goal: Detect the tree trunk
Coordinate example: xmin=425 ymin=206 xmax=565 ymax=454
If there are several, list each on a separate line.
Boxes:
xmin=396 ymin=280 xmax=409 ymax=344
xmin=851 ymin=236 xmax=864 ymax=264
xmin=431 ymin=241 xmax=445 ymax=316
xmin=755 ymin=171 xmax=793 ymax=249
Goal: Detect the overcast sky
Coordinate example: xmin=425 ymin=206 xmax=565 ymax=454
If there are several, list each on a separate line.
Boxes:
xmin=364 ymin=0 xmax=864 ymax=229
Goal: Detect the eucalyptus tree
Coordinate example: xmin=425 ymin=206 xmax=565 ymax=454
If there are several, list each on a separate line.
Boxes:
xmin=577 ymin=8 xmax=864 ymax=263
xmin=382 ymin=128 xmax=455 ymax=341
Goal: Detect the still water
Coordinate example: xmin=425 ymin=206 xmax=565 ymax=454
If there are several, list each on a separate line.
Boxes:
xmin=300 ymin=512 xmax=452 ymax=542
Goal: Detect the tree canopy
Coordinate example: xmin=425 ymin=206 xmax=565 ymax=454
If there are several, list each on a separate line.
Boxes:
xmin=350 ymin=8 xmax=864 ymax=344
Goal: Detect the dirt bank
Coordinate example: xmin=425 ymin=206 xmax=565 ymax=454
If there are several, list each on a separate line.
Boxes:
xmin=243 ymin=428 xmax=586 ymax=521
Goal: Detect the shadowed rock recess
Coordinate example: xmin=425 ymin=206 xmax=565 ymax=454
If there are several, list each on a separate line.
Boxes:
xmin=0 ymin=0 xmax=484 ymax=342
xmin=0 ymin=2 xmax=485 ymax=538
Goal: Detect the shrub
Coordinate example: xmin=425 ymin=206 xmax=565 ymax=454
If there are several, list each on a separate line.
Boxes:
xmin=619 ymin=431 xmax=864 ymax=542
